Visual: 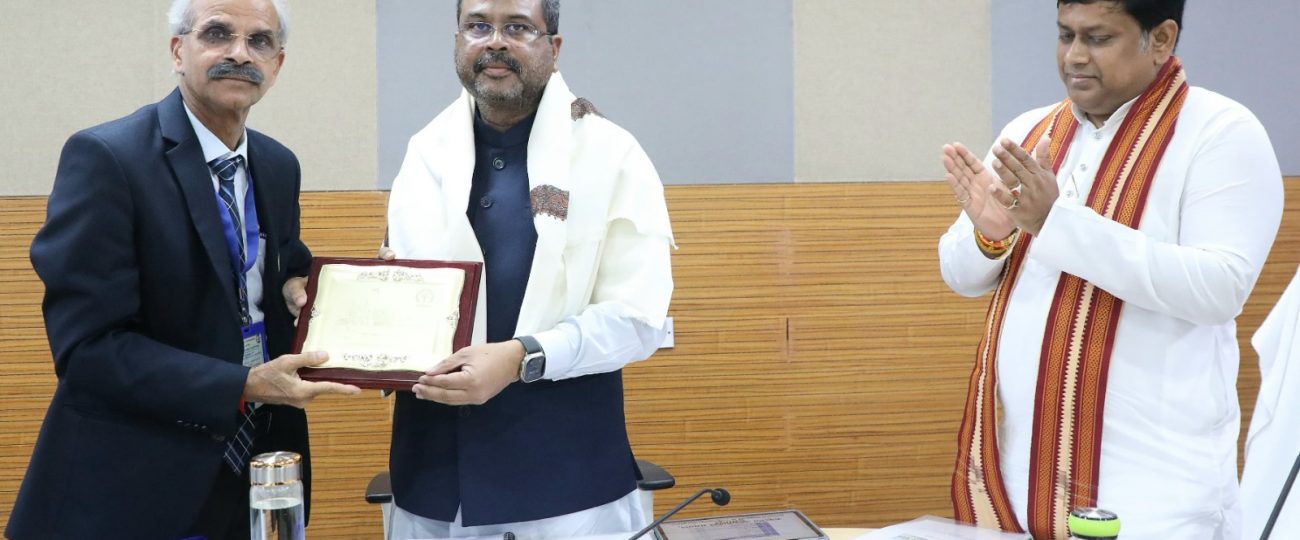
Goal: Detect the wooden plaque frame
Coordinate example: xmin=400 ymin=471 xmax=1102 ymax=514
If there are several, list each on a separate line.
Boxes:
xmin=292 ymin=257 xmax=481 ymax=390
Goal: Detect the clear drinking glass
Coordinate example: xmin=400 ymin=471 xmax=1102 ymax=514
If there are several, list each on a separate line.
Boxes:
xmin=249 ymin=451 xmax=306 ymax=540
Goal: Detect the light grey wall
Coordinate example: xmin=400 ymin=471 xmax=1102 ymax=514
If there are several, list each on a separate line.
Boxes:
xmin=376 ymin=0 xmax=460 ymax=190
xmin=1 ymin=1 xmax=172 ymax=196
xmin=376 ymin=0 xmax=795 ymax=186
xmin=0 ymin=0 xmax=377 ymax=196
xmin=20 ymin=3 xmax=1290 ymax=195
xmin=794 ymin=0 xmax=992 ymax=182
xmin=992 ymin=1 xmax=1300 ymax=174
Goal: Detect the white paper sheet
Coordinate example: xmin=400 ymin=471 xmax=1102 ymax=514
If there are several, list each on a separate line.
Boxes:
xmin=856 ymin=516 xmax=1031 ymax=540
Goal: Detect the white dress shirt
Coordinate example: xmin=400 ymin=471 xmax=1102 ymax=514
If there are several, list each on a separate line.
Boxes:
xmin=939 ymin=87 xmax=1283 ymax=539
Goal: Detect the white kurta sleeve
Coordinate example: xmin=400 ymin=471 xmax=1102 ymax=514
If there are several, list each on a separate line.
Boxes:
xmin=939 ymin=211 xmax=1010 ymax=297
xmin=530 ymin=140 xmax=674 ymax=381
xmin=1028 ymin=110 xmax=1283 ymax=325
xmin=937 ymin=114 xmax=1045 ymax=298
xmin=532 ymin=223 xmax=672 ymax=381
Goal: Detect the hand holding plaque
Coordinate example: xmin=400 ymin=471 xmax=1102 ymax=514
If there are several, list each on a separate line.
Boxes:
xmin=292 ymin=257 xmax=482 ymax=390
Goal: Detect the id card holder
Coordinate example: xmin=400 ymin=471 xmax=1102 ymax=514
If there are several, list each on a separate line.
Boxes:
xmin=242 ymin=321 xmax=270 ymax=368
xmin=242 ymin=322 xmax=270 ymax=410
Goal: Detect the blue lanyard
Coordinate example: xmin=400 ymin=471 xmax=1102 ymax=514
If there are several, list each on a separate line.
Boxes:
xmin=214 ymin=162 xmax=261 ymax=325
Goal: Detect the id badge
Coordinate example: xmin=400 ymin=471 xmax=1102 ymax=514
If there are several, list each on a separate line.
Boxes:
xmin=241 ymin=321 xmax=270 ymax=368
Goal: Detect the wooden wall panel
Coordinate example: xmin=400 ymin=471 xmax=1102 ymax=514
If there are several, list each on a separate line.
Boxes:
xmin=0 ymin=198 xmax=50 ymax=507
xmin=2 ymin=181 xmax=1298 ymax=535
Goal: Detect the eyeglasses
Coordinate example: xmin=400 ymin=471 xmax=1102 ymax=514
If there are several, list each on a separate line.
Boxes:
xmin=458 ymin=21 xmax=551 ymax=44
xmin=181 ymin=23 xmax=283 ymax=61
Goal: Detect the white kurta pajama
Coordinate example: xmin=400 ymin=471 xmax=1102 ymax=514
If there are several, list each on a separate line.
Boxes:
xmin=385 ymin=72 xmax=674 ymax=538
xmin=940 ymin=88 xmax=1282 ymax=539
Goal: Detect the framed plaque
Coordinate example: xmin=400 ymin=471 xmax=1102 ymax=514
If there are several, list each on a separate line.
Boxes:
xmin=292 ymin=257 xmax=482 ymax=390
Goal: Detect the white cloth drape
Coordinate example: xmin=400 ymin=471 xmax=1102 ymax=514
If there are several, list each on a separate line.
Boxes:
xmin=1242 ymin=265 xmax=1300 ymax=539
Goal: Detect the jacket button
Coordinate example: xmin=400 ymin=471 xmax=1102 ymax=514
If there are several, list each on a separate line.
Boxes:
xmin=492 ymin=157 xmax=505 ymax=170
xmin=480 ymin=196 xmax=493 ymax=208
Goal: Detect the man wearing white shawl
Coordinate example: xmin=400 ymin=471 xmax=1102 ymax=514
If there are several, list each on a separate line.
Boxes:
xmin=1243 ymin=266 xmax=1300 ymax=539
xmin=380 ymin=1 xmax=674 ymax=538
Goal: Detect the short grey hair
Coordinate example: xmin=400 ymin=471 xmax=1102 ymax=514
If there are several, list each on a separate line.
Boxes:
xmin=169 ymin=0 xmax=292 ymax=45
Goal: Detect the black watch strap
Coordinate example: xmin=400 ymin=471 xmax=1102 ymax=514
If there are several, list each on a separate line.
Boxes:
xmin=516 ymin=335 xmax=543 ymax=355
xmin=515 ymin=335 xmax=546 ymax=383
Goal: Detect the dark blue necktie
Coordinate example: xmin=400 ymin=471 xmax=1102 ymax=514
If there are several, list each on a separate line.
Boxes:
xmin=207 ymin=154 xmax=257 ymax=475
xmin=209 ymin=155 xmax=252 ymax=325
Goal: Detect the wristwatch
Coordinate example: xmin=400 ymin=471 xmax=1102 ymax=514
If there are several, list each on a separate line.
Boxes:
xmin=515 ymin=335 xmax=546 ymax=383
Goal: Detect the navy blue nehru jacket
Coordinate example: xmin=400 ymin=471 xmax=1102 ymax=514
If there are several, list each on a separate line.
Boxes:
xmin=467 ymin=112 xmax=539 ymax=343
xmin=388 ymin=110 xmax=640 ymax=525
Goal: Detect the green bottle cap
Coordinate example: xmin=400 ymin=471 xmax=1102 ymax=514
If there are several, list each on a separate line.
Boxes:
xmin=1068 ymin=507 xmax=1120 ymax=538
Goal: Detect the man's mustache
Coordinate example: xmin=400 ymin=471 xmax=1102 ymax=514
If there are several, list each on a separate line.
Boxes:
xmin=208 ymin=62 xmax=264 ymax=85
xmin=474 ymin=52 xmax=522 ymax=74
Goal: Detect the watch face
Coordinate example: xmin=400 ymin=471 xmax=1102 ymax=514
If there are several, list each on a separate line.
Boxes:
xmin=521 ymin=355 xmax=546 ymax=383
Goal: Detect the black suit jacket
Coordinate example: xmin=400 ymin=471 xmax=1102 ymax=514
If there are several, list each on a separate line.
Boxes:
xmin=6 ymin=89 xmax=314 ymax=540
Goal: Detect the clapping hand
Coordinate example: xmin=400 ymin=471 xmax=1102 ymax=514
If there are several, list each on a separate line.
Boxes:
xmin=989 ymin=137 xmax=1060 ymax=236
xmin=942 ymin=142 xmax=1017 ymax=240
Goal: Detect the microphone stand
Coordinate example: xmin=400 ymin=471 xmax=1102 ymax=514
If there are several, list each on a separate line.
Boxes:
xmin=1261 ymin=447 xmax=1300 ymax=540
xmin=627 ymin=487 xmax=731 ymax=540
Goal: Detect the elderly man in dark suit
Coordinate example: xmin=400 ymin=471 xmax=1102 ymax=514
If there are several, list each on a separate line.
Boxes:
xmin=5 ymin=0 xmax=359 ymax=538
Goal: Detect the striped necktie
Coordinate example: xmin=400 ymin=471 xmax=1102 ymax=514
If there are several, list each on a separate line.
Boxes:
xmin=210 ymin=155 xmax=245 ymax=260
xmin=207 ymin=154 xmax=258 ymax=474
xmin=208 ymin=155 xmax=252 ymax=325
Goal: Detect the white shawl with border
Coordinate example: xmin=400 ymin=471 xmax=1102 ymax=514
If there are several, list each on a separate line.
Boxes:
xmin=387 ymin=72 xmax=674 ymax=345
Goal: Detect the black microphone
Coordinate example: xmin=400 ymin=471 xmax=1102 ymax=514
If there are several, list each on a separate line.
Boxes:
xmin=627 ymin=487 xmax=731 ymax=540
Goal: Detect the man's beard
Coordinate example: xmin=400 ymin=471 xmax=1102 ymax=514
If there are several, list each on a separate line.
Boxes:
xmin=455 ymin=51 xmax=546 ymax=108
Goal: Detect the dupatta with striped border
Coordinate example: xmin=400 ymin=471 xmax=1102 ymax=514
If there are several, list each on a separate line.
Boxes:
xmin=952 ymin=56 xmax=1188 ymax=539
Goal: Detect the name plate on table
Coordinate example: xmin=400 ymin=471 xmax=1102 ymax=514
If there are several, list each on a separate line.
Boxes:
xmin=655 ymin=510 xmax=827 ymax=540
xmin=292 ymin=257 xmax=482 ymax=390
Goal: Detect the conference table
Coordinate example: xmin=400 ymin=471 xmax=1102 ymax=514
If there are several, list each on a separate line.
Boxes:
xmin=564 ymin=528 xmax=876 ymax=540
xmin=491 ymin=528 xmax=875 ymax=540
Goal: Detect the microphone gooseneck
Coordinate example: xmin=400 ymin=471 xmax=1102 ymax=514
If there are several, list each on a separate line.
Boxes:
xmin=627 ymin=487 xmax=731 ymax=540
xmin=1260 ymin=448 xmax=1300 ymax=540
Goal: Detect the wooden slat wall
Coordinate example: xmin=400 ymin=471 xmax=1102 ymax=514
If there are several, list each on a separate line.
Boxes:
xmin=2 ymin=181 xmax=1298 ymax=535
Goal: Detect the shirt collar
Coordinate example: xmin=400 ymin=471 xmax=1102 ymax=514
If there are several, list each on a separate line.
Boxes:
xmin=182 ymin=102 xmax=249 ymax=164
xmin=1072 ymin=94 xmax=1139 ymax=133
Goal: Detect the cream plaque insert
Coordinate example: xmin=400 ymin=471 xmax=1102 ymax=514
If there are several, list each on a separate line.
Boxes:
xmin=303 ymin=264 xmax=465 ymax=372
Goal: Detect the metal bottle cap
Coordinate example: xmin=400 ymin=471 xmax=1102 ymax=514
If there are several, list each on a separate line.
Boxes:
xmin=1068 ymin=507 xmax=1120 ymax=539
xmin=249 ymin=451 xmax=302 ymax=486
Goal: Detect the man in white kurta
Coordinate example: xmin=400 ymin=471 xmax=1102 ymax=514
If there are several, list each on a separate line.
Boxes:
xmin=379 ymin=1 xmax=674 ymax=538
xmin=939 ymin=2 xmax=1282 ymax=538
xmin=1242 ymin=266 xmax=1300 ymax=539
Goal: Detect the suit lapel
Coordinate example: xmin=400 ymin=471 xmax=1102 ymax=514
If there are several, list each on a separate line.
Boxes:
xmin=158 ymin=89 xmax=239 ymax=319
xmin=247 ymin=136 xmax=279 ymax=279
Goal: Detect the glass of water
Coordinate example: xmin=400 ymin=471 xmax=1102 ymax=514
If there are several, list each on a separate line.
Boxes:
xmin=250 ymin=451 xmax=306 ymax=540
